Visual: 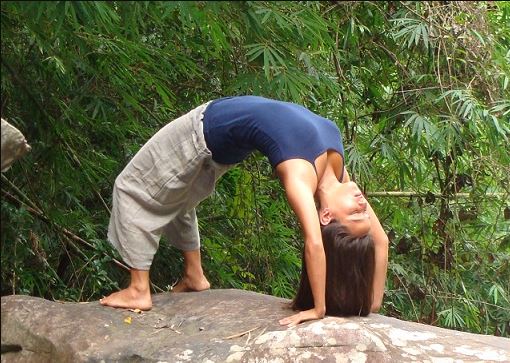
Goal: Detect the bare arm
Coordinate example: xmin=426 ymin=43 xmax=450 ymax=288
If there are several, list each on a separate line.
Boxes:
xmin=366 ymin=202 xmax=389 ymax=312
xmin=276 ymin=159 xmax=326 ymax=327
xmin=343 ymin=168 xmax=389 ymax=312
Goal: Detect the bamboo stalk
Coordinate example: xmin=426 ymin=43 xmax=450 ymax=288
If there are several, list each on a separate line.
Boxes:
xmin=366 ymin=191 xmax=505 ymax=198
xmin=1 ymin=174 xmax=43 ymax=214
xmin=63 ymin=140 xmax=111 ymax=214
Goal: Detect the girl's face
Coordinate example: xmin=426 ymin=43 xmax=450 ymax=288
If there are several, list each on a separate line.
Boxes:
xmin=327 ymin=181 xmax=371 ymax=236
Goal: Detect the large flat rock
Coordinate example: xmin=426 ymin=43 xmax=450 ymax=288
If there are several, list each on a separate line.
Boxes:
xmin=1 ymin=289 xmax=509 ymax=362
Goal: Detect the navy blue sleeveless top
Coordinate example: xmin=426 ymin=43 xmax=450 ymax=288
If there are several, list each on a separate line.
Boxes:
xmin=202 ymin=96 xmax=344 ymax=169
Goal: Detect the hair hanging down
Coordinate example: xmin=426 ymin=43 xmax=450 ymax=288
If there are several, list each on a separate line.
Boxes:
xmin=292 ymin=221 xmax=376 ymax=316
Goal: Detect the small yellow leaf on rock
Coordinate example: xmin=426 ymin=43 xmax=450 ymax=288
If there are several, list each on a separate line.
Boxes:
xmin=124 ymin=316 xmax=132 ymax=324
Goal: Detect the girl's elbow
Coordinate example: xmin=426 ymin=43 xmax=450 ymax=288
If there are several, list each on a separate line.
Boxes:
xmin=377 ymin=236 xmax=389 ymax=248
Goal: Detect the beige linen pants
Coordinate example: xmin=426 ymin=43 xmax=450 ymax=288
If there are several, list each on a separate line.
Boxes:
xmin=107 ymin=102 xmax=231 ymax=270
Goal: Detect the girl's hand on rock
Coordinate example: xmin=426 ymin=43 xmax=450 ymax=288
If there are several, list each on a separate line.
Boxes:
xmin=278 ymin=308 xmax=324 ymax=327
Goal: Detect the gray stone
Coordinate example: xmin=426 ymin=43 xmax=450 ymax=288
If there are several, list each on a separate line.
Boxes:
xmin=1 ymin=118 xmax=31 ymax=172
xmin=1 ymin=289 xmax=509 ymax=362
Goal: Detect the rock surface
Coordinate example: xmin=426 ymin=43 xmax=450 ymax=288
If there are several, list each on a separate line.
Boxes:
xmin=1 ymin=118 xmax=31 ymax=172
xmin=1 ymin=289 xmax=509 ymax=362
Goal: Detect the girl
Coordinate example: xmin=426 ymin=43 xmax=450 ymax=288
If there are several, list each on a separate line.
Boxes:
xmin=100 ymin=96 xmax=389 ymax=327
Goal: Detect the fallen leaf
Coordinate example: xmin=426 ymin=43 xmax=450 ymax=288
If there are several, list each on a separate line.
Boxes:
xmin=124 ymin=316 xmax=132 ymax=324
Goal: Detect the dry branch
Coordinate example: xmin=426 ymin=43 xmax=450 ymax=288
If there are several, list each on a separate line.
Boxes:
xmin=1 ymin=189 xmax=129 ymax=271
xmin=223 ymin=326 xmax=260 ymax=340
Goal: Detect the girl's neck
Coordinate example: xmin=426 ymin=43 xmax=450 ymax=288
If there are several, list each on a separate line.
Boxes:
xmin=316 ymin=167 xmax=341 ymax=204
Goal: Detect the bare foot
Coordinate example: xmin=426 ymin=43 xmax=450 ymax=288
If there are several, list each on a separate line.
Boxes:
xmin=100 ymin=287 xmax=152 ymax=310
xmin=171 ymin=275 xmax=210 ymax=293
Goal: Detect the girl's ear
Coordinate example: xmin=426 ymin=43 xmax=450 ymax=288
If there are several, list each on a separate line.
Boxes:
xmin=319 ymin=208 xmax=333 ymax=226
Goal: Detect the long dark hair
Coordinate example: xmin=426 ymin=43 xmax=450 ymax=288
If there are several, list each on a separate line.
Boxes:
xmin=292 ymin=221 xmax=375 ymax=316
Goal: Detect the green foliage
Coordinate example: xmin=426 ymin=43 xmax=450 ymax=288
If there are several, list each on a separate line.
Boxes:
xmin=1 ymin=1 xmax=509 ymax=336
